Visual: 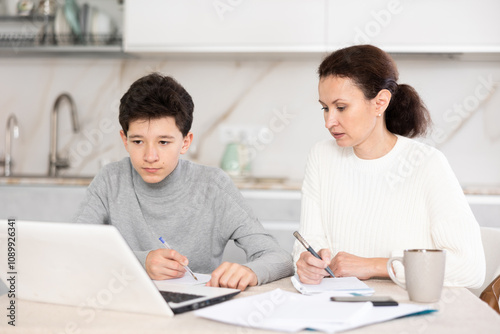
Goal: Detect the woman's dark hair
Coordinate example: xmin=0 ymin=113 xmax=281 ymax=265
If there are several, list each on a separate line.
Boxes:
xmin=318 ymin=45 xmax=431 ymax=138
xmin=119 ymin=73 xmax=194 ymax=137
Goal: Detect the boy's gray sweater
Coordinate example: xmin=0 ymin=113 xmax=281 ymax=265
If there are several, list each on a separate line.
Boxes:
xmin=74 ymin=158 xmax=293 ymax=284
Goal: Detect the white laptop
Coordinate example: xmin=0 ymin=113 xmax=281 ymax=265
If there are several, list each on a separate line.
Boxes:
xmin=0 ymin=220 xmax=240 ymax=316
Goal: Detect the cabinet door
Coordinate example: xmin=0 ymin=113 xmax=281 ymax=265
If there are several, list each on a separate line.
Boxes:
xmin=327 ymin=0 xmax=500 ymax=53
xmin=125 ymin=0 xmax=326 ymax=52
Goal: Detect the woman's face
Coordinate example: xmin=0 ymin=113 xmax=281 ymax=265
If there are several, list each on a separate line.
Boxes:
xmin=318 ymin=75 xmax=380 ymax=148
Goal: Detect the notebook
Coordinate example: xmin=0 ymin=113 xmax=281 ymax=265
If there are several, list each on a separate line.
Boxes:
xmin=0 ymin=220 xmax=240 ymax=316
xmin=291 ymin=274 xmax=374 ymax=296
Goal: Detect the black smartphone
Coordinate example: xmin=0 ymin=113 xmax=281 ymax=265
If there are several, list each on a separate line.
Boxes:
xmin=330 ymin=296 xmax=398 ymax=306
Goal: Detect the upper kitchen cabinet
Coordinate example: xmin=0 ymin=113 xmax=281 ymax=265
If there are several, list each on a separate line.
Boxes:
xmin=124 ymin=0 xmax=326 ymax=53
xmin=327 ymin=0 xmax=500 ymax=54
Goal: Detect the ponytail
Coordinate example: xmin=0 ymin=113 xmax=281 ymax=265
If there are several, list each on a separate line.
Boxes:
xmin=385 ymin=84 xmax=432 ymax=138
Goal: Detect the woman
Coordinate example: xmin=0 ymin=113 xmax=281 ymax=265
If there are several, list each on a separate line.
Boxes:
xmin=293 ymin=44 xmax=485 ymax=289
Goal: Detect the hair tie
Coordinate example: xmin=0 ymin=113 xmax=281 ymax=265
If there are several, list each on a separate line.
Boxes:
xmin=384 ymin=78 xmax=398 ymax=94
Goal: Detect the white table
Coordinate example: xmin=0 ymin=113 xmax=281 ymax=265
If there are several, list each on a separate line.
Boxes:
xmin=1 ymin=277 xmax=499 ymax=333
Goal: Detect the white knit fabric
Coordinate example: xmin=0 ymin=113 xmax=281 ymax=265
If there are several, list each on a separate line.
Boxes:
xmin=292 ymin=135 xmax=485 ymax=289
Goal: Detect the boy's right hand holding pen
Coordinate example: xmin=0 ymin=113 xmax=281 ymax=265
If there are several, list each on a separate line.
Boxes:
xmin=145 ymin=247 xmax=191 ymax=281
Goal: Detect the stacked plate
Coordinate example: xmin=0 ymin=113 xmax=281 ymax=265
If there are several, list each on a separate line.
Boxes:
xmin=88 ymin=5 xmax=117 ymax=45
xmin=54 ymin=6 xmax=73 ymax=45
xmin=54 ymin=2 xmax=117 ymax=46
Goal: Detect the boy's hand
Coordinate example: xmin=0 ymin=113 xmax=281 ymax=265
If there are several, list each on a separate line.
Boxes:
xmin=207 ymin=262 xmax=258 ymax=291
xmin=145 ymin=248 xmax=188 ymax=280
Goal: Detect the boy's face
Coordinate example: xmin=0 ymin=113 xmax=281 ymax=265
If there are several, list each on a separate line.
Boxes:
xmin=120 ymin=117 xmax=192 ymax=184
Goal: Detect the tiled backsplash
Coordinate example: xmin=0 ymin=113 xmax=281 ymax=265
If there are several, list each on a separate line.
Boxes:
xmin=0 ymin=55 xmax=499 ymax=186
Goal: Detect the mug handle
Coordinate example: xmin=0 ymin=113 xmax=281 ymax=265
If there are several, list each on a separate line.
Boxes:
xmin=387 ymin=257 xmax=406 ymax=290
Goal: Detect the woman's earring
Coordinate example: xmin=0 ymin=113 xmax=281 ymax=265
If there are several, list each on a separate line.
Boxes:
xmin=378 ymin=113 xmax=382 ymax=117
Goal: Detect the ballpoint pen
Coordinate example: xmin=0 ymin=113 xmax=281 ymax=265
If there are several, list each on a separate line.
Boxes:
xmin=159 ymin=237 xmax=198 ymax=281
xmin=293 ymin=231 xmax=335 ymax=278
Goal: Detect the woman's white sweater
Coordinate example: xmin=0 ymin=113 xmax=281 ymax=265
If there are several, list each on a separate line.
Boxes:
xmin=292 ymin=136 xmax=485 ymax=288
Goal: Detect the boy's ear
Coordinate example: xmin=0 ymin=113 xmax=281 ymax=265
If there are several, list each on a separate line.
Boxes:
xmin=180 ymin=132 xmax=193 ymax=155
xmin=120 ymin=130 xmax=129 ymax=151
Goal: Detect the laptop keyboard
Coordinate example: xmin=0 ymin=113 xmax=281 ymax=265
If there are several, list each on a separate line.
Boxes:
xmin=159 ymin=290 xmax=204 ymax=304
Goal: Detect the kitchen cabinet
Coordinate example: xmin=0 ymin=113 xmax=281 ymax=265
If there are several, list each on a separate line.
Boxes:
xmin=124 ymin=0 xmax=326 ymax=53
xmin=327 ymin=0 xmax=500 ymax=53
xmin=124 ymin=0 xmax=500 ymax=56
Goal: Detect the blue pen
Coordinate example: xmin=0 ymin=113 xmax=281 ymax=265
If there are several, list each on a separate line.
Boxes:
xmin=159 ymin=237 xmax=198 ymax=281
xmin=293 ymin=231 xmax=335 ymax=278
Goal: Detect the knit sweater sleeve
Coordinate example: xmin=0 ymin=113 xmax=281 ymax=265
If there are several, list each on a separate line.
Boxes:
xmin=73 ymin=163 xmax=151 ymax=267
xmin=214 ymin=171 xmax=294 ymax=285
xmin=424 ymin=151 xmax=485 ymax=289
xmin=73 ymin=169 xmax=110 ymax=226
xmin=292 ymin=142 xmax=331 ymax=267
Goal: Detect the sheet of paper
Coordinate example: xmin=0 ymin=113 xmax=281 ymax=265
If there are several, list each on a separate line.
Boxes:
xmin=195 ymin=289 xmax=372 ymax=332
xmin=313 ymin=304 xmax=437 ymax=333
xmin=153 ymin=273 xmax=211 ymax=287
xmin=195 ymin=288 xmax=436 ymax=333
xmin=291 ymin=274 xmax=374 ymax=295
xmin=269 ymin=297 xmax=373 ymax=324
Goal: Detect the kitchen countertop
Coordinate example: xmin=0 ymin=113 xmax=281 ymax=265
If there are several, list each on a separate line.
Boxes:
xmin=233 ymin=177 xmax=303 ymax=191
xmin=1 ymin=176 xmax=500 ymax=196
xmin=462 ymin=185 xmax=500 ymax=196
xmin=0 ymin=175 xmax=304 ymax=190
xmin=0 ymin=175 xmax=95 ymax=187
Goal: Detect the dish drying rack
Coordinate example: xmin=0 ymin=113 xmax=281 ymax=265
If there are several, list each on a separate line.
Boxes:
xmin=0 ymin=32 xmax=122 ymax=47
xmin=0 ymin=13 xmax=121 ymax=48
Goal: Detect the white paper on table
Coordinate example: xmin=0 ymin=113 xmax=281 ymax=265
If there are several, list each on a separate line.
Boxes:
xmin=153 ymin=273 xmax=211 ymax=287
xmin=291 ymin=274 xmax=374 ymax=295
xmin=313 ymin=303 xmax=437 ymax=333
xmin=195 ymin=289 xmax=372 ymax=332
xmin=269 ymin=296 xmax=373 ymax=324
xmin=195 ymin=288 xmax=436 ymax=333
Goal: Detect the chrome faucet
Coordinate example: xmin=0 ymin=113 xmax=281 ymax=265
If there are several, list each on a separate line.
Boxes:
xmin=2 ymin=114 xmax=20 ymax=176
xmin=49 ymin=93 xmax=80 ymax=176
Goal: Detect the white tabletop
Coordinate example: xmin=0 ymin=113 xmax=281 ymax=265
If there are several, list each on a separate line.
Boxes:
xmin=1 ymin=277 xmax=499 ymax=333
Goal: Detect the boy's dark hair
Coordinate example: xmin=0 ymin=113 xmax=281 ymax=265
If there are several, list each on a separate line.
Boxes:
xmin=119 ymin=73 xmax=194 ymax=137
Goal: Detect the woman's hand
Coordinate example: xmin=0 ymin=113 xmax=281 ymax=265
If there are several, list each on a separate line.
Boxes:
xmin=330 ymin=251 xmax=389 ymax=280
xmin=296 ymin=249 xmax=332 ymax=284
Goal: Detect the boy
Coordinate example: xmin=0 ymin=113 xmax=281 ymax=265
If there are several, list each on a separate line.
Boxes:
xmin=74 ymin=73 xmax=293 ymax=290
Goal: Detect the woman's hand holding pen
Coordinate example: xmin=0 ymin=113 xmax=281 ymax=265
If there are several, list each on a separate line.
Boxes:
xmin=145 ymin=248 xmax=189 ymax=280
xmin=296 ymin=249 xmax=332 ymax=284
xmin=297 ymin=249 xmax=391 ymax=284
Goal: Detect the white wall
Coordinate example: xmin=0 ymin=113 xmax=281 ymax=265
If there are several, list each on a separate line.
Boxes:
xmin=0 ymin=55 xmax=499 ymax=187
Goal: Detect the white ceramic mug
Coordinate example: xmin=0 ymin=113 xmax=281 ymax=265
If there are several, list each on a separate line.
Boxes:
xmin=387 ymin=249 xmax=446 ymax=303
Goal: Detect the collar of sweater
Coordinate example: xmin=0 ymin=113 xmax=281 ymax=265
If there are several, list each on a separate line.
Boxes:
xmin=346 ymin=135 xmax=409 ymax=174
xmin=131 ymin=159 xmax=187 ymax=199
